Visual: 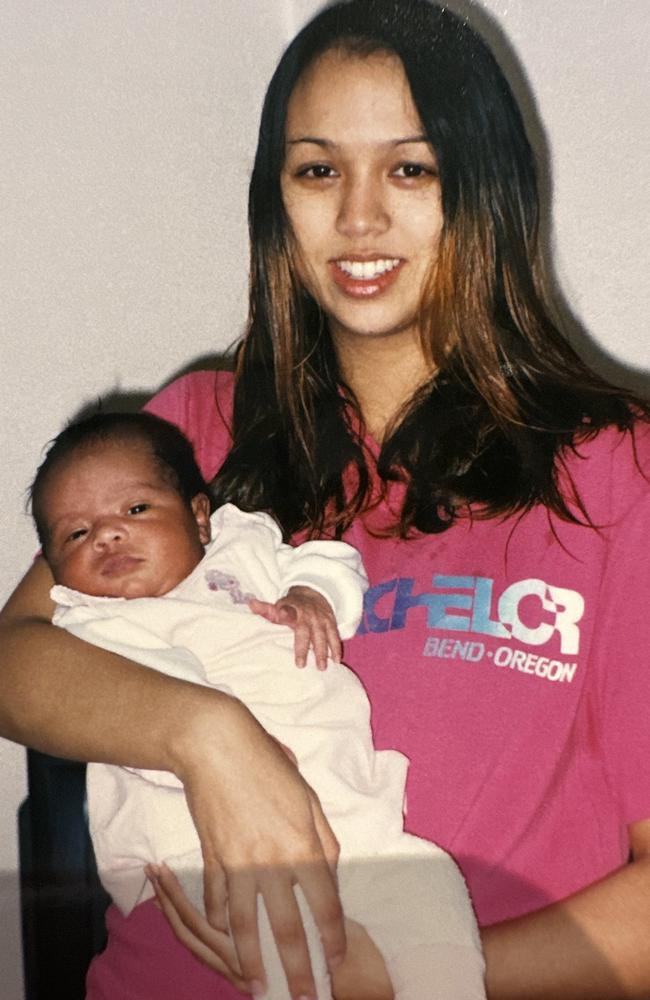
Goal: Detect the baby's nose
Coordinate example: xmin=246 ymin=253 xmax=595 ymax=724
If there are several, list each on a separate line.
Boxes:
xmin=93 ymin=519 xmax=126 ymax=546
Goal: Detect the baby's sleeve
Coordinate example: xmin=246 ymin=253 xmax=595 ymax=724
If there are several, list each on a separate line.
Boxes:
xmin=274 ymin=534 xmax=368 ymax=639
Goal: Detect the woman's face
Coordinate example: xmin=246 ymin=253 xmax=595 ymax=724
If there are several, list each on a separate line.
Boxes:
xmin=281 ymin=48 xmax=443 ymax=351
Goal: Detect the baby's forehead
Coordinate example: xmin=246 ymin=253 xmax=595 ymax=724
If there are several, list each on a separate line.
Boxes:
xmin=42 ymin=436 xmax=168 ymax=503
xmin=52 ymin=434 xmax=153 ymax=475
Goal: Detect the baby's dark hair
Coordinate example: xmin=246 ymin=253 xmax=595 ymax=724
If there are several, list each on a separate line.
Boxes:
xmin=30 ymin=411 xmax=210 ymax=550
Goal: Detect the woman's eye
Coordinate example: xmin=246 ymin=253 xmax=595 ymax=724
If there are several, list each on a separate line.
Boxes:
xmin=393 ymin=162 xmax=437 ymax=179
xmin=297 ymin=163 xmax=337 ymax=180
xmin=128 ymin=503 xmax=149 ymax=515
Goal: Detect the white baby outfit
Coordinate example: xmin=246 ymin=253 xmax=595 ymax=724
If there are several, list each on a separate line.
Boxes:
xmin=52 ymin=504 xmax=486 ymax=999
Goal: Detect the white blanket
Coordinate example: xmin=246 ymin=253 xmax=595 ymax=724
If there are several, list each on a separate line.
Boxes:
xmin=52 ymin=504 xmax=485 ymax=999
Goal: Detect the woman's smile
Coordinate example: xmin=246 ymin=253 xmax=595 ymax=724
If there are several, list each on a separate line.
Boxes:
xmin=329 ymin=256 xmax=404 ymax=298
xmin=281 ymin=48 xmax=442 ymax=346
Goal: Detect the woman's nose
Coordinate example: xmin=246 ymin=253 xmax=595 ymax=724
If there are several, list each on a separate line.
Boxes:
xmin=335 ymin=175 xmax=390 ymax=239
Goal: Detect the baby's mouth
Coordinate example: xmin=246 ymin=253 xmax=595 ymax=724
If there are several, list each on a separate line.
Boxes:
xmin=100 ymin=554 xmax=143 ymax=577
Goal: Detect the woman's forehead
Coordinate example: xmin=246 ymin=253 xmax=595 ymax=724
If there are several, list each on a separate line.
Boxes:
xmin=285 ymin=48 xmax=423 ymax=145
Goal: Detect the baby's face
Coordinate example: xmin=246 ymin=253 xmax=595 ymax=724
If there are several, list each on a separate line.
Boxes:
xmin=41 ymin=440 xmax=211 ymax=598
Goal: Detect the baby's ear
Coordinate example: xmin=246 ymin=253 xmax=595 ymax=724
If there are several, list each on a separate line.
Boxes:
xmin=191 ymin=493 xmax=212 ymax=544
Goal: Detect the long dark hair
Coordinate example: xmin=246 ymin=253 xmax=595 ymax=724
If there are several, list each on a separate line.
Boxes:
xmin=213 ymin=0 xmax=646 ymax=538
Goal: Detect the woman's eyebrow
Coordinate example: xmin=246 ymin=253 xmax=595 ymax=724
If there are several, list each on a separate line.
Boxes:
xmin=286 ymin=134 xmax=431 ymax=148
xmin=394 ymin=135 xmax=430 ymax=146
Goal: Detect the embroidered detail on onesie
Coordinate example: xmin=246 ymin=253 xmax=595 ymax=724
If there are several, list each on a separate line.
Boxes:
xmin=205 ymin=569 xmax=255 ymax=605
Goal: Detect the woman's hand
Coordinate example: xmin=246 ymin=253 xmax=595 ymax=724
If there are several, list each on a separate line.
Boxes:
xmin=249 ymin=585 xmax=342 ymax=669
xmin=146 ymin=861 xmax=250 ymax=993
xmin=147 ymin=867 xmax=392 ymax=1000
xmin=168 ymin=694 xmax=346 ymax=998
xmin=331 ymin=919 xmax=394 ymax=1000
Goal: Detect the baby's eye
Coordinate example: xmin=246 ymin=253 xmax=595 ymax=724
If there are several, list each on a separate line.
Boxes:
xmin=66 ymin=528 xmax=88 ymax=543
xmin=127 ymin=503 xmax=150 ymax=515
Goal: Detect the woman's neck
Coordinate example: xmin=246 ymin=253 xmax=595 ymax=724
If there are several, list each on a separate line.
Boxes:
xmin=333 ymin=328 xmax=435 ymax=443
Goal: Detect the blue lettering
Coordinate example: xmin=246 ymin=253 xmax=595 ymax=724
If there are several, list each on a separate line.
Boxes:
xmin=360 ymin=578 xmax=398 ymax=634
xmin=429 ymin=575 xmax=473 ymax=630
xmin=470 ymin=577 xmax=510 ymax=638
xmin=359 ymin=573 xmax=583 ymax=657
xmin=390 ymin=577 xmax=438 ymax=630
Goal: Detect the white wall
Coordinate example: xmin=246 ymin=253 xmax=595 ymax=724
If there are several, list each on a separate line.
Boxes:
xmin=1 ymin=1 xmax=648 ymax=995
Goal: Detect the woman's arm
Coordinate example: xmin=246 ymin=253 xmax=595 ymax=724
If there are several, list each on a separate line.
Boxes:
xmin=0 ymin=558 xmax=346 ymax=999
xmin=308 ymin=825 xmax=650 ymax=1000
xmin=482 ymin=819 xmax=650 ymax=999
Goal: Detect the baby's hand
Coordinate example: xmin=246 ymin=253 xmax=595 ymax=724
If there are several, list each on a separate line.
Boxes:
xmin=248 ymin=586 xmax=341 ymax=669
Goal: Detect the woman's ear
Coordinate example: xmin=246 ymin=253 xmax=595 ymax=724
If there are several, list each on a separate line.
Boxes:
xmin=191 ymin=493 xmax=212 ymax=545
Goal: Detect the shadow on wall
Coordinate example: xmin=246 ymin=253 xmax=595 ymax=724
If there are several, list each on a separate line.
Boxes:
xmin=66 ymin=352 xmax=237 ymax=425
xmin=444 ymin=0 xmax=650 ymax=399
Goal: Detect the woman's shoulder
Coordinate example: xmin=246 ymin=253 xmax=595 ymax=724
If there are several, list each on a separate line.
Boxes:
xmin=144 ymin=369 xmax=234 ymax=479
xmin=563 ymin=418 xmax=650 ymax=525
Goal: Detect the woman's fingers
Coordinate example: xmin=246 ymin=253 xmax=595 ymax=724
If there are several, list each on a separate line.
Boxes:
xmin=176 ymin=700 xmax=347 ymax=996
xmin=300 ymin=790 xmax=345 ymax=972
xmin=204 ymin=859 xmax=229 ymax=933
xmin=257 ymin=868 xmax=316 ymax=999
xmin=146 ymin=864 xmax=248 ymax=991
xmin=228 ymin=867 xmax=323 ymax=1000
xmin=225 ymin=868 xmax=267 ymax=996
xmin=330 ymin=920 xmax=394 ymax=1000
xmin=308 ymin=788 xmax=341 ymax=875
xmin=293 ymin=859 xmax=345 ymax=976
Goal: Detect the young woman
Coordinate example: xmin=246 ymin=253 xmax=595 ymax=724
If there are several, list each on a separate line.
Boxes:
xmin=2 ymin=2 xmax=650 ymax=998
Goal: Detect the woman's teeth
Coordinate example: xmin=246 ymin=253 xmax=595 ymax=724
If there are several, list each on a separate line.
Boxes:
xmin=336 ymin=258 xmax=400 ymax=279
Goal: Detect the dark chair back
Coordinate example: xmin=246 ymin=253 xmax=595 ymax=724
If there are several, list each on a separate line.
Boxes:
xmin=19 ymin=749 xmax=110 ymax=1000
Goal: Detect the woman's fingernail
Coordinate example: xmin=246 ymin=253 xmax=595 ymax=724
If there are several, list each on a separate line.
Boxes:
xmin=144 ymin=863 xmax=161 ymax=880
xmin=249 ymin=981 xmax=265 ymax=998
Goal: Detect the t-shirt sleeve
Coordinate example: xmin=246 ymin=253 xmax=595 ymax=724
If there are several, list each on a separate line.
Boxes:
xmin=143 ymin=369 xmax=234 ymax=481
xmin=592 ymin=425 xmax=650 ymax=825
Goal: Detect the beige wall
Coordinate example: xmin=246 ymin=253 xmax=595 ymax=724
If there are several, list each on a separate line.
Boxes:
xmin=1 ymin=1 xmax=648 ymax=995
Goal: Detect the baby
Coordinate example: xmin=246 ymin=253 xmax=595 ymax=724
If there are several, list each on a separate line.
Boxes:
xmin=31 ymin=411 xmax=486 ymax=1000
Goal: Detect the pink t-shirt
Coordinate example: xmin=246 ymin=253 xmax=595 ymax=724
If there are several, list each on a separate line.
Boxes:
xmin=87 ymin=369 xmax=650 ymax=997
xmin=145 ymin=369 xmax=650 ymax=915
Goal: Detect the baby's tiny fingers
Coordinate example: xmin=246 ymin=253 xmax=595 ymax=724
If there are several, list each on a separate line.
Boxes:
xmin=248 ymin=598 xmax=278 ymax=622
xmin=326 ymin=621 xmax=342 ymax=666
xmin=310 ymin=625 xmax=330 ymax=670
xmin=276 ymin=602 xmax=298 ymax=625
xmin=293 ymin=623 xmax=310 ymax=668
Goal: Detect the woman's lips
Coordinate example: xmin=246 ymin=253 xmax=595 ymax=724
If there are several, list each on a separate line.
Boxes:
xmin=100 ymin=554 xmax=143 ymax=577
xmin=329 ymin=257 xmax=404 ymax=298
